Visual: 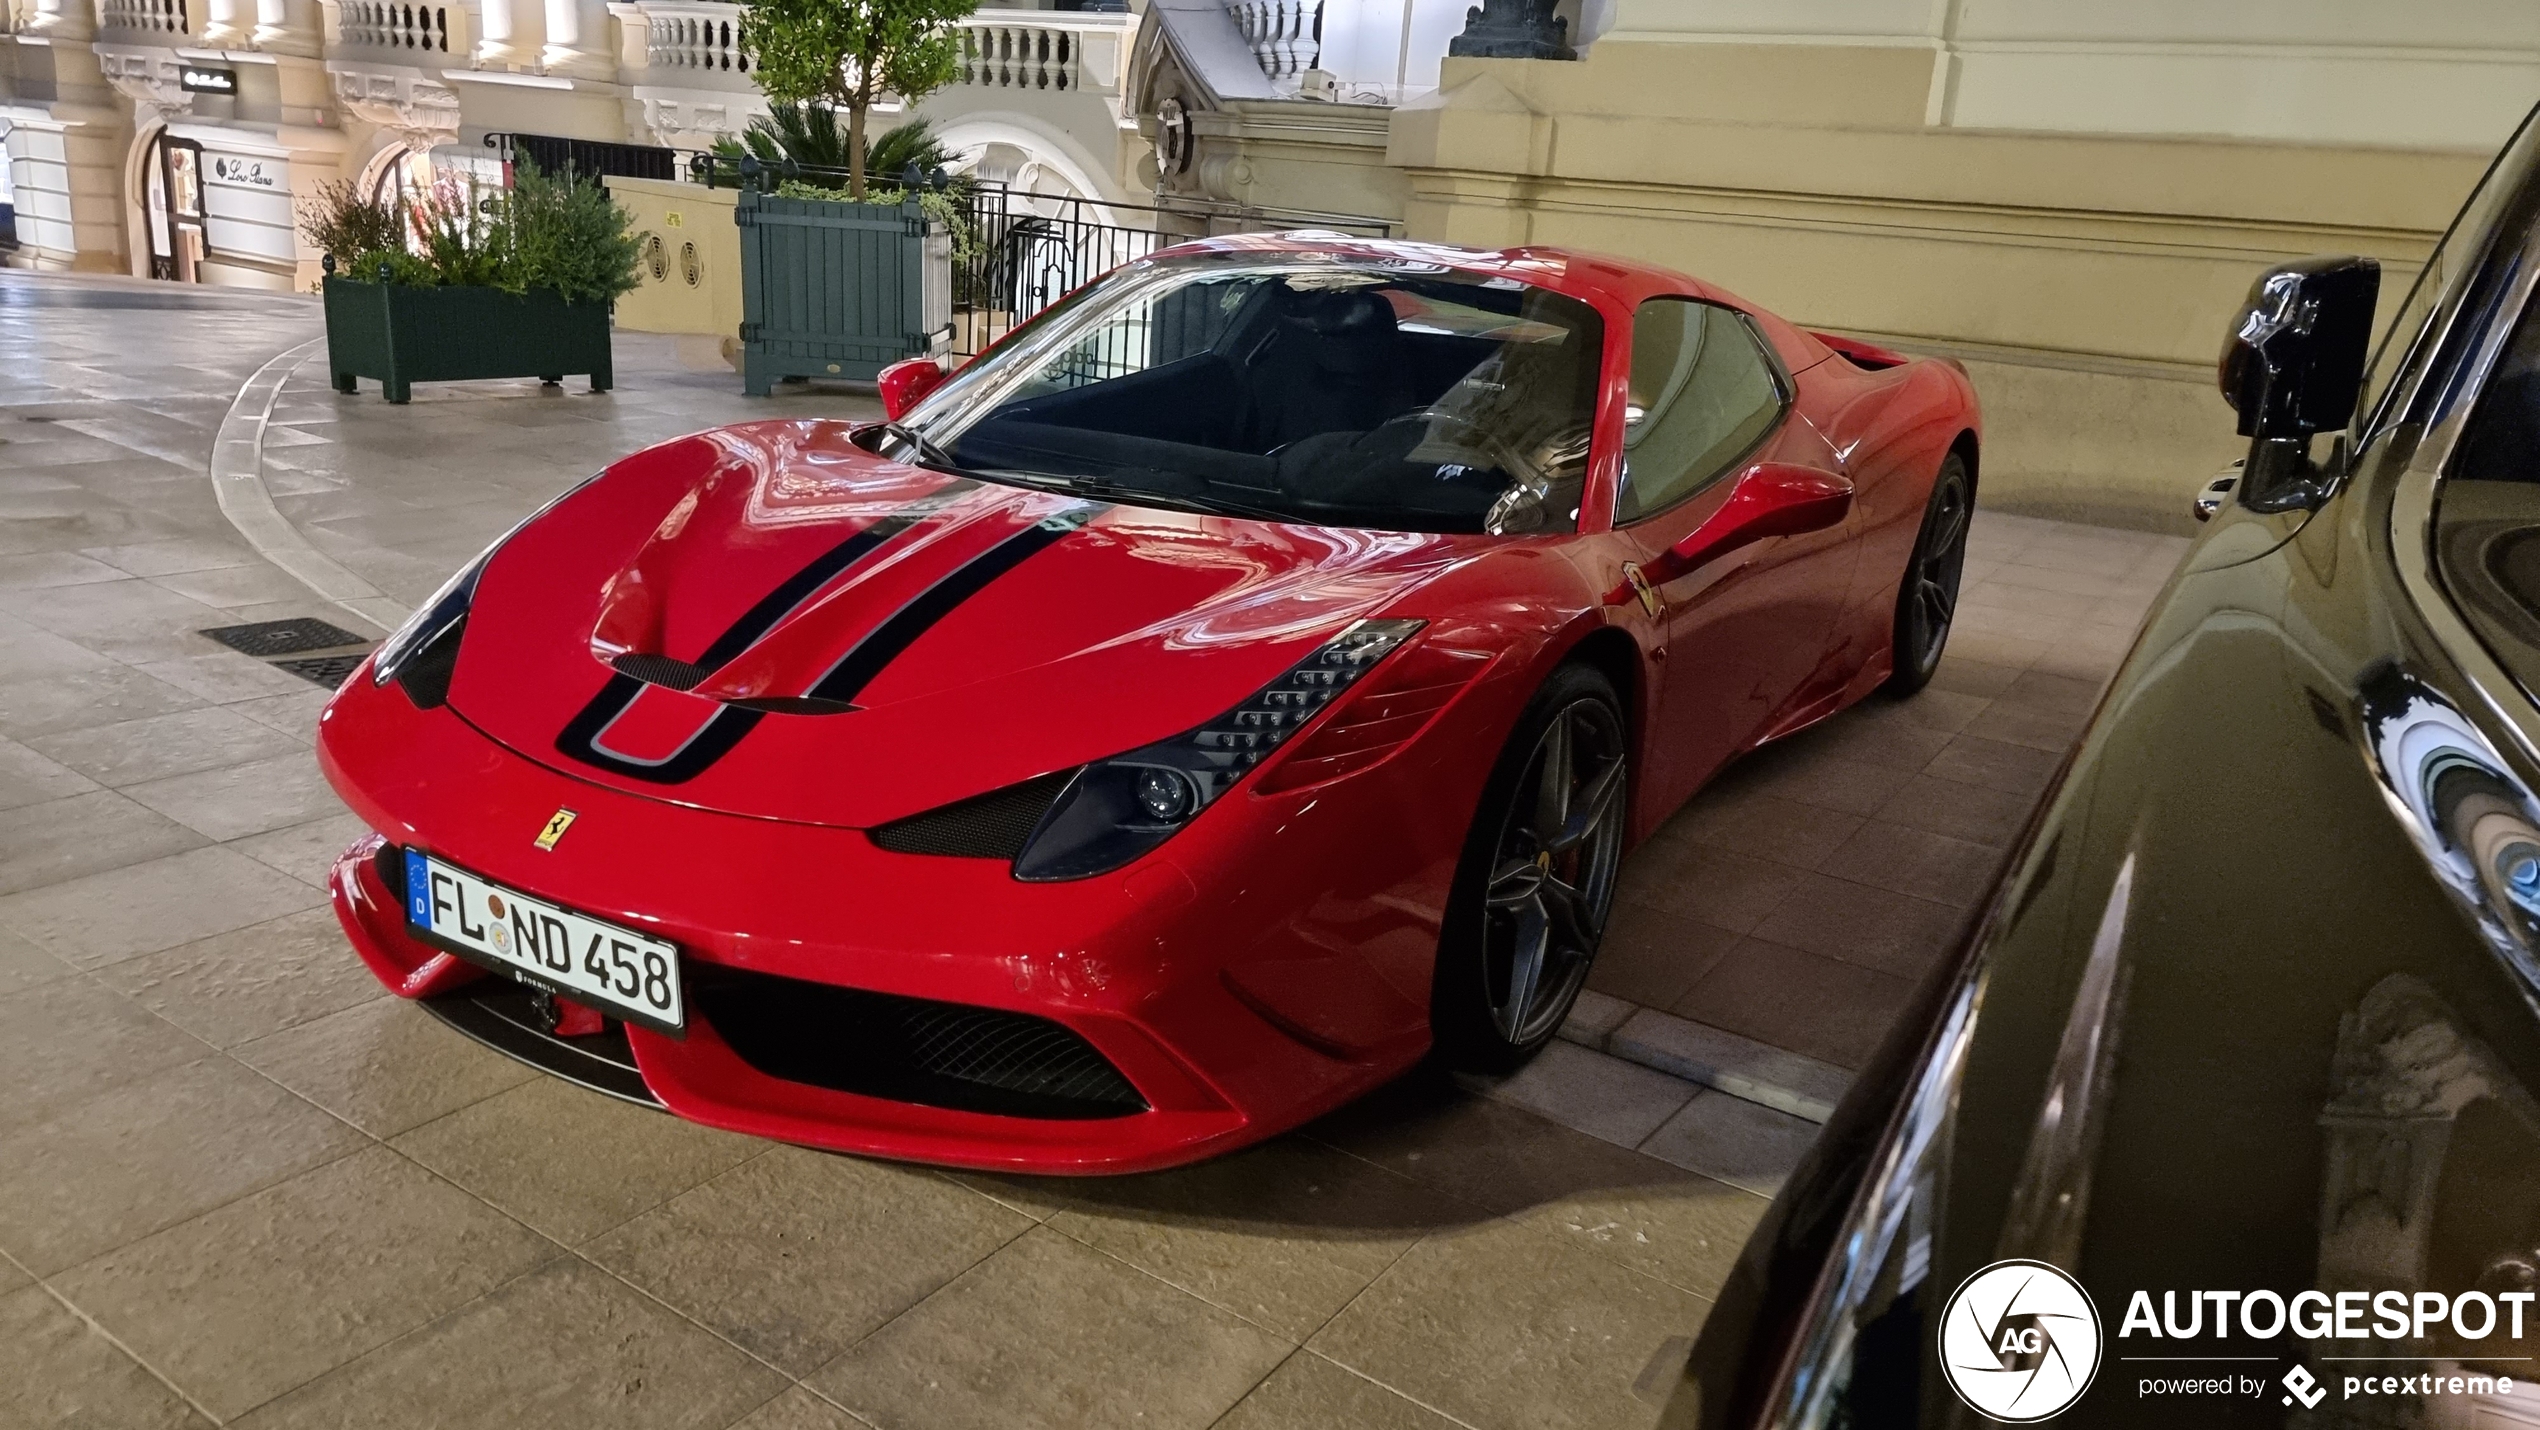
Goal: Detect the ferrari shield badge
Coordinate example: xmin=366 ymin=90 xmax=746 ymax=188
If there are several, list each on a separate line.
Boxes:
xmin=1621 ymin=563 xmax=1663 ymax=619
xmin=534 ymin=808 xmax=577 ymax=851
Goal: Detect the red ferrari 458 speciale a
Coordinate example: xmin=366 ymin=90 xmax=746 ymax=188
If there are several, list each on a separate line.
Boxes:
xmin=319 ymin=233 xmax=1981 ymax=1173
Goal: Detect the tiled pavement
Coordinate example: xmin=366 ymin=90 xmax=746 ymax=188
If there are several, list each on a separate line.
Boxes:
xmin=0 ymin=270 xmax=2185 ymax=1429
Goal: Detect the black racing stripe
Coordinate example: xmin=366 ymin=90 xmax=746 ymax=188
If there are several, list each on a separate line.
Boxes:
xmin=555 ymin=484 xmax=969 ymax=784
xmin=690 ymin=478 xmax=977 ymax=672
xmin=806 ymin=502 xmax=1100 ymax=707
xmin=554 ymin=672 xmax=769 ymax=784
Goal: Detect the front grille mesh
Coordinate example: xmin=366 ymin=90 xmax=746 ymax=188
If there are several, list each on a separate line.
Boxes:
xmin=869 ymin=770 xmax=1077 ymax=859
xmin=694 ymin=966 xmax=1147 ymax=1120
xmin=613 ymin=652 xmax=709 ymax=690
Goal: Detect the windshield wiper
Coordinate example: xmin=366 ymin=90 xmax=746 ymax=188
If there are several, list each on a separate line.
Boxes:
xmin=879 ymin=422 xmax=964 ymax=473
xmin=999 ymin=471 xmax=1296 ymax=524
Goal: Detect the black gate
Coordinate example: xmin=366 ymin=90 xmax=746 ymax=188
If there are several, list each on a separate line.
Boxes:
xmin=941 ymin=185 xmax=1392 ymax=360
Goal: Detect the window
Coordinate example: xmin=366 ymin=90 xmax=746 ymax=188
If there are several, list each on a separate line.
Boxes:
xmin=910 ymin=257 xmax=1605 ymax=535
xmin=2359 ymin=105 xmax=2540 ymax=442
xmin=1614 ymin=298 xmax=1785 ymax=524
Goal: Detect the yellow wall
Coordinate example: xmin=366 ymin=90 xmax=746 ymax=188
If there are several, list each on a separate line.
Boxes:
xmin=1385 ymin=41 xmax=2500 ymax=528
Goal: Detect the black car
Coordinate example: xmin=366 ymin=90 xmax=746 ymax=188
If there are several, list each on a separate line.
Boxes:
xmin=1666 ymin=102 xmax=2540 ymax=1429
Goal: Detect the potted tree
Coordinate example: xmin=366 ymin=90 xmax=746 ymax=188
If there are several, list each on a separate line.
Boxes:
xmin=301 ymin=165 xmax=644 ymax=403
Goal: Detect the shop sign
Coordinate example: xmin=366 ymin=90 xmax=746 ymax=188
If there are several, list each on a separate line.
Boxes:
xmin=179 ymin=66 xmax=236 ymax=94
xmin=210 ymin=155 xmax=281 ymax=190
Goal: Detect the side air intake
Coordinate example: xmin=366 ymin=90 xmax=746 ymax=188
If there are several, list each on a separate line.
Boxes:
xmin=869 ymin=769 xmax=1078 ymax=859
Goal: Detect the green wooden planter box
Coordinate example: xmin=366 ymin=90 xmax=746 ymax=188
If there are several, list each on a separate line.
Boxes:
xmin=736 ymin=190 xmax=949 ymax=396
xmin=322 ymin=278 xmax=614 ymax=404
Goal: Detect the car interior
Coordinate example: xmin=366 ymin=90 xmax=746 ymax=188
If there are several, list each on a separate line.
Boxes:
xmin=940 ymin=267 xmax=1605 ymax=534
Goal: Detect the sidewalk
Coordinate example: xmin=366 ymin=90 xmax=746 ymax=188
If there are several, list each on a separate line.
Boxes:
xmin=0 ymin=270 xmax=2182 ymax=1429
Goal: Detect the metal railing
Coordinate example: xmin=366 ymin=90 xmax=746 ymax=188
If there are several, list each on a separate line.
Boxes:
xmin=338 ymin=0 xmax=448 ymax=51
xmin=688 ymin=155 xmax=1392 ymax=362
xmin=486 ymin=132 xmax=680 ymax=181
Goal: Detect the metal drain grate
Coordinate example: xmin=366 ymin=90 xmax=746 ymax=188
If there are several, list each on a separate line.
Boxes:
xmin=201 ymin=617 xmax=369 ymax=658
xmin=273 ymin=654 xmax=368 ymax=688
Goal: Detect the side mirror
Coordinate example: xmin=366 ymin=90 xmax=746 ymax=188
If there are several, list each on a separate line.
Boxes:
xmin=2218 ymin=254 xmax=2378 ymax=512
xmin=877 ymin=357 xmax=948 ymax=422
xmin=1652 ymin=463 xmax=1853 ymax=582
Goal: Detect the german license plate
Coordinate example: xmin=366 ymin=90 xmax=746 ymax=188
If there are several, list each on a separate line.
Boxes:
xmin=402 ymin=848 xmax=684 ymax=1033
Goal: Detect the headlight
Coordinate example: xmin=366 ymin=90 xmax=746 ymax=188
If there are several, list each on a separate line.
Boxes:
xmin=371 ymin=477 xmax=596 ymax=699
xmin=1011 ymin=619 xmax=1426 ymax=881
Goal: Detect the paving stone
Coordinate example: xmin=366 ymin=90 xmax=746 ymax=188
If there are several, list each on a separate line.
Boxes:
xmin=235 ymin=995 xmax=534 ymax=1139
xmin=90 ymin=906 xmax=384 ymax=1048
xmin=1307 ymin=1216 xmax=1717 ymax=1430
xmin=230 ymin=1255 xmax=784 ymax=1430
xmin=224 ymin=811 xmax=370 ymax=887
xmin=0 ymin=1284 xmax=213 ymax=1430
xmin=123 ymin=751 xmax=348 ymax=841
xmin=0 ymin=1054 xmax=367 ymax=1276
xmin=26 ymin=705 xmax=304 ymax=788
xmin=54 ymin=1146 xmax=561 ymax=1421
xmin=584 ymin=1144 xmax=1029 ymax=1375
xmin=1214 ymin=1351 xmax=1465 ymax=1430
xmin=1468 ymin=1039 xmax=1698 ymax=1150
xmin=0 ymin=844 xmax=325 ymax=969
xmin=0 ymin=664 xmax=205 ymax=740
xmin=1637 ymin=1090 xmax=1822 ymax=1197
xmin=810 ymin=1226 xmax=1293 ymax=1430
xmin=390 ymin=1076 xmax=764 ymax=1245
xmin=1039 ymin=1134 xmax=1467 ymax=1341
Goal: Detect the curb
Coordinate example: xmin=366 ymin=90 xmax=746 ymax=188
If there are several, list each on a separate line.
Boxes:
xmin=1559 ymin=992 xmax=1852 ymax=1124
xmin=211 ymin=337 xmax=411 ymax=636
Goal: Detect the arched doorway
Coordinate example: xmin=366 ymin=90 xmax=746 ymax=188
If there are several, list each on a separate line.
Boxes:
xmin=141 ymin=128 xmax=208 ymax=282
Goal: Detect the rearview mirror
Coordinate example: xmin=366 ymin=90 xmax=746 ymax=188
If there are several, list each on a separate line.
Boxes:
xmin=1652 ymin=463 xmax=1853 ymax=582
xmin=877 ymin=357 xmax=948 ymax=422
xmin=2218 ymin=254 xmax=2378 ymax=511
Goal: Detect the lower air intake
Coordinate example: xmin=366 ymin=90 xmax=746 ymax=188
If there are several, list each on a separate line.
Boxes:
xmin=693 ymin=965 xmax=1147 ymax=1120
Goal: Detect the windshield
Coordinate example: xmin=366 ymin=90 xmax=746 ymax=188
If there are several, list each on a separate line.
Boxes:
xmin=900 ymin=256 xmax=1606 ymax=535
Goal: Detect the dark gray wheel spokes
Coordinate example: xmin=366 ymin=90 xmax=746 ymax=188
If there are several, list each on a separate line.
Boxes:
xmin=1482 ymin=699 xmax=1626 ymax=1044
xmin=1907 ymin=473 xmax=1970 ymax=673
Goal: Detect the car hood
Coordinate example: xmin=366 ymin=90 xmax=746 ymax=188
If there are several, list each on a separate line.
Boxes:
xmin=447 ymin=421 xmax=1477 ymax=828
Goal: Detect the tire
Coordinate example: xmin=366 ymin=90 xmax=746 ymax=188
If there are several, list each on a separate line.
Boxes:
xmin=1885 ymin=452 xmax=1973 ymax=697
xmin=1431 ymin=663 xmax=1629 ymax=1073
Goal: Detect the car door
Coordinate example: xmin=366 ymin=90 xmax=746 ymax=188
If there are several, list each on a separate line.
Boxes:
xmin=1619 ymin=297 xmax=1858 ymax=813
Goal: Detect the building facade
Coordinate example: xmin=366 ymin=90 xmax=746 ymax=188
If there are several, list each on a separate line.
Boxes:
xmin=1131 ymin=0 xmax=2540 ymax=526
xmin=0 ymin=0 xmax=1145 ymax=289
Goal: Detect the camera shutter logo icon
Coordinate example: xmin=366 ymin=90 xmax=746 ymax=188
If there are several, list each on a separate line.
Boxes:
xmin=1938 ymin=1259 xmax=2102 ymax=1421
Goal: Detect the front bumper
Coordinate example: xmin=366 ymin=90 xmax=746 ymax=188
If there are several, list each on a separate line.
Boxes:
xmin=318 ymin=683 xmax=1459 ymax=1174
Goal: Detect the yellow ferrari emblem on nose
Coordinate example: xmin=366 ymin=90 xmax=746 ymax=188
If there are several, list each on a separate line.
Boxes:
xmin=535 ymin=808 xmax=577 ymax=851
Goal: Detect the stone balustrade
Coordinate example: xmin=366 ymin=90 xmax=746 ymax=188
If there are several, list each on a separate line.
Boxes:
xmin=1227 ymin=0 xmax=1315 ymax=80
xmin=336 ymin=0 xmax=453 ymax=53
xmin=94 ymin=0 xmax=188 ymax=36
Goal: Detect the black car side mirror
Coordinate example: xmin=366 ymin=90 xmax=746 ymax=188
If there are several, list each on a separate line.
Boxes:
xmin=2218 ymin=254 xmax=2380 ymax=513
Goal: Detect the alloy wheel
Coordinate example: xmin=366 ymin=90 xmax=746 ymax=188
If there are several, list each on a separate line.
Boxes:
xmin=1481 ymin=696 xmax=1627 ymax=1045
xmin=1902 ymin=463 xmax=1971 ymax=682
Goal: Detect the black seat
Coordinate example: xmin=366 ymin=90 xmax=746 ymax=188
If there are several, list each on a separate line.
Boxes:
xmin=1243 ymin=288 xmax=1415 ymax=451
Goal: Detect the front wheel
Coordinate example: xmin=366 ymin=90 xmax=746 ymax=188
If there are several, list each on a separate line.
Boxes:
xmin=1886 ymin=452 xmax=1972 ymax=696
xmin=1431 ymin=664 xmax=1629 ymax=1073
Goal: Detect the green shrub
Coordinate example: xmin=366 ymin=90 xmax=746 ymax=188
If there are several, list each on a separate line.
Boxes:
xmin=317 ymin=162 xmax=641 ymax=304
xmin=506 ymin=161 xmax=644 ymax=304
xmin=296 ymin=178 xmax=404 ymax=269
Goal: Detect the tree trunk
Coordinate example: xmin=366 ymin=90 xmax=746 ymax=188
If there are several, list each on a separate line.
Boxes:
xmin=847 ymin=83 xmax=870 ymax=200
